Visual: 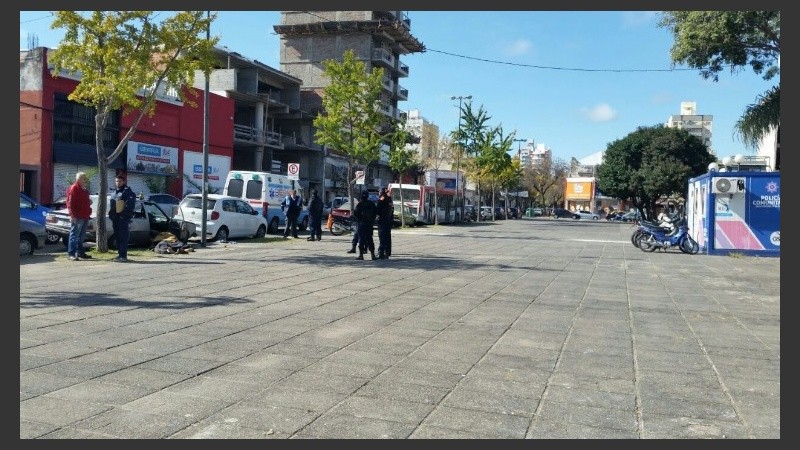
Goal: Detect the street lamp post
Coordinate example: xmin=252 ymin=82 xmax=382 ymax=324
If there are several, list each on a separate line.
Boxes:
xmin=451 ymin=95 xmax=471 ymax=222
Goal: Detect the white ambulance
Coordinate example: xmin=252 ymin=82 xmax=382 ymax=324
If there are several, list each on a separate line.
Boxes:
xmin=223 ymin=170 xmax=308 ymax=234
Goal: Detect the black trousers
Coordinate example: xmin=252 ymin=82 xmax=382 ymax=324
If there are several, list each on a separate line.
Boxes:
xmin=377 ymin=223 xmax=392 ymax=257
xmin=357 ymin=222 xmax=374 ymax=253
xmin=284 ymin=215 xmax=299 ymax=237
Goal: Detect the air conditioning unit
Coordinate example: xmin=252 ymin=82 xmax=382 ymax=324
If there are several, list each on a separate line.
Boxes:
xmin=712 ymin=177 xmax=746 ymax=194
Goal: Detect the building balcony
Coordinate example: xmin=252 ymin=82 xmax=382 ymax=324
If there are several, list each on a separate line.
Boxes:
xmin=399 ymin=12 xmax=411 ymax=29
xmin=233 ymin=124 xmax=284 ymax=149
xmin=377 ymin=103 xmax=394 ymax=118
xmin=371 ymin=48 xmax=395 ymax=68
xmin=381 ymin=76 xmax=394 ymax=92
xmin=397 ymin=62 xmax=409 ymax=78
xmin=396 ymin=84 xmax=408 ymax=101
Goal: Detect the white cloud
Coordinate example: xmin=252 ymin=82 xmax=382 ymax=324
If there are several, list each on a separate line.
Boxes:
xmin=502 ymin=39 xmax=532 ymax=57
xmin=580 ymin=103 xmax=618 ymax=122
xmin=621 ymin=11 xmax=657 ymax=27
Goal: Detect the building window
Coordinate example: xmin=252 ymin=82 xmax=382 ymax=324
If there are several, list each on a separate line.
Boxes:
xmin=52 ymin=92 xmax=120 ymax=149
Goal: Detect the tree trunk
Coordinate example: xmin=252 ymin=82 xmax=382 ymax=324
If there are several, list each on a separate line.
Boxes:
xmin=95 ymin=113 xmax=110 ymax=252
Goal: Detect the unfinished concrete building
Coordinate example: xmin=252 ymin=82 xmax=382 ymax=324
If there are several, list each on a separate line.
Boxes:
xmin=273 ymin=11 xmax=425 ymax=200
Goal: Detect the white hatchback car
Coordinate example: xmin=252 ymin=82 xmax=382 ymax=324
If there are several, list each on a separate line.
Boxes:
xmin=178 ymin=194 xmax=268 ymax=242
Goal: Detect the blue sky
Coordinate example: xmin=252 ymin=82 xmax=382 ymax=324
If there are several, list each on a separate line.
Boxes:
xmin=20 ymin=11 xmax=776 ymax=163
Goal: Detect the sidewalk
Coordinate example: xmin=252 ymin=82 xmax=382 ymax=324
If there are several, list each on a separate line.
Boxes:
xmin=20 ymin=218 xmax=780 ymax=438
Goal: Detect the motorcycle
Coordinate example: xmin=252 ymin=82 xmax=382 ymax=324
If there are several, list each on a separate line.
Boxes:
xmin=630 ymin=212 xmax=679 ymax=248
xmin=637 ymin=217 xmax=699 ymax=254
xmin=328 ymin=214 xmax=355 ymax=236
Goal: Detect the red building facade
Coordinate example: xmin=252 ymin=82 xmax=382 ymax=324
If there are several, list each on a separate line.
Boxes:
xmin=20 ymin=47 xmax=235 ymax=204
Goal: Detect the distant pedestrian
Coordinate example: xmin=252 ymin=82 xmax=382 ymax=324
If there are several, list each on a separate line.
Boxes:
xmin=281 ymin=189 xmax=303 ymax=238
xmin=353 ymin=191 xmax=377 ymax=260
xmin=346 ymin=196 xmax=360 ymax=254
xmin=306 ymin=189 xmax=323 ymax=241
xmin=376 ymin=187 xmax=393 ymax=259
xmin=109 ymin=174 xmax=136 ymax=262
xmin=65 ymin=171 xmax=92 ymax=261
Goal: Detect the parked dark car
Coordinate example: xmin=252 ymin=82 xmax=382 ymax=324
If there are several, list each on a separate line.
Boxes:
xmin=20 ymin=217 xmax=48 ymax=256
xmin=552 ymin=208 xmax=579 ymax=219
xmin=45 ymin=195 xmax=68 ymax=211
xmin=463 ymin=205 xmax=477 ymax=222
xmin=494 ymin=207 xmax=505 ymax=220
xmin=147 ymin=193 xmax=182 ymax=217
xmin=20 ymin=192 xmax=60 ymax=244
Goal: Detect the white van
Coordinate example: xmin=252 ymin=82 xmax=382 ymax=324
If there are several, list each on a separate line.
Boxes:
xmin=223 ymin=171 xmax=308 ymax=234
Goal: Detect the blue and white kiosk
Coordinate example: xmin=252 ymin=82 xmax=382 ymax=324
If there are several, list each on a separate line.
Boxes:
xmin=686 ymin=170 xmax=780 ymax=256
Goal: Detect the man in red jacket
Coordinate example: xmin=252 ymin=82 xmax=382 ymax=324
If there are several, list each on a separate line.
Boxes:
xmin=66 ymin=172 xmax=92 ymax=261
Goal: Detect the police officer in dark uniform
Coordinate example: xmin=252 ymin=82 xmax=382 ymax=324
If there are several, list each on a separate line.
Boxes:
xmin=353 ymin=191 xmax=377 ymax=260
xmin=376 ymin=187 xmax=393 ymax=259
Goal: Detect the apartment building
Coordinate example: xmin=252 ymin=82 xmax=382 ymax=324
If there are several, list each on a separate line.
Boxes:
xmin=193 ymin=46 xmax=322 ymax=194
xmin=666 ymin=101 xmax=713 ymax=154
xmin=273 ymin=11 xmax=425 ymax=202
xmin=519 ymin=142 xmax=552 ymax=168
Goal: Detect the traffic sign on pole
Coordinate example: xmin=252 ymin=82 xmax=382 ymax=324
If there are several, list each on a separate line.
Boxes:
xmin=355 ymin=170 xmax=365 ymax=185
xmin=287 ymin=163 xmax=300 ymax=180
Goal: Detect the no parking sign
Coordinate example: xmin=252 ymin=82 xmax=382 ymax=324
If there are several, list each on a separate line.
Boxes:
xmin=287 ymin=163 xmax=300 ymax=180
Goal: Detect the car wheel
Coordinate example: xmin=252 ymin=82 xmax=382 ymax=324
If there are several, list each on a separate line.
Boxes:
xmin=299 ymin=216 xmax=309 ymax=231
xmin=592 ymin=216 xmax=599 ymax=220
xmin=255 ymin=224 xmax=267 ymax=238
xmin=214 ymin=226 xmax=229 ymax=242
xmin=46 ymin=231 xmax=61 ymax=244
xmin=20 ymin=234 xmax=35 ymax=256
xmin=267 ymin=217 xmax=279 ymax=234
xmin=573 ymin=215 xmax=580 ymax=219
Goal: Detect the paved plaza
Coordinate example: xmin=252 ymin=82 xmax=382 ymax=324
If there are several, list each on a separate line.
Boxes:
xmin=20 ymin=218 xmax=780 ymax=438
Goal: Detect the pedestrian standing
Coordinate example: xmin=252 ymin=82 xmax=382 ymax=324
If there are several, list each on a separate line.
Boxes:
xmin=65 ymin=171 xmax=92 ymax=261
xmin=281 ymin=189 xmax=302 ymax=238
xmin=109 ymin=174 xmax=136 ymax=262
xmin=353 ymin=191 xmax=377 ymax=260
xmin=376 ymin=187 xmax=393 ymax=259
xmin=306 ymin=189 xmax=323 ymax=241
xmin=346 ymin=196 xmax=360 ymax=254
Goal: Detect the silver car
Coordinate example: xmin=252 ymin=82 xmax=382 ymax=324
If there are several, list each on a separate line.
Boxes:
xmin=20 ymin=217 xmax=47 ymax=256
xmin=574 ymin=210 xmax=600 ymax=220
xmin=45 ymin=195 xmax=196 ymax=249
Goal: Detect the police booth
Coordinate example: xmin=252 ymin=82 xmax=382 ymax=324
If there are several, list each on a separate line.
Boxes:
xmin=686 ymin=171 xmax=780 ymax=256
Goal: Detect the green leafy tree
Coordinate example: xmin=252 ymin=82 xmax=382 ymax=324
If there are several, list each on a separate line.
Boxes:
xmin=658 ymin=11 xmax=780 ymax=166
xmin=476 ymin=126 xmax=513 ymax=218
xmin=596 ymin=125 xmax=715 ymax=219
xmin=452 ymin=100 xmax=491 ymax=212
xmin=386 ymin=116 xmax=417 ymax=227
xmin=314 ymin=49 xmax=385 ymax=210
xmin=49 ymin=11 xmax=218 ymax=252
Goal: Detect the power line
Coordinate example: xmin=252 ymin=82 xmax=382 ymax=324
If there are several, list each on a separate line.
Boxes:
xmin=426 ymin=48 xmax=696 ymax=73
xmin=20 ymin=12 xmax=53 ymax=24
xmin=297 ymin=11 xmax=700 ymax=74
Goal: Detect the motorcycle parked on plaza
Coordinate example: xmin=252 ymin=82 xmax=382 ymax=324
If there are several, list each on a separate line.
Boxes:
xmin=636 ymin=216 xmax=699 ymax=254
xmin=328 ymin=214 xmax=355 ymax=236
xmin=630 ymin=212 xmax=679 ymax=248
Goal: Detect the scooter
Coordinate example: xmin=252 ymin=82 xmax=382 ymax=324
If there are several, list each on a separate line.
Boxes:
xmin=637 ymin=217 xmax=699 ymax=254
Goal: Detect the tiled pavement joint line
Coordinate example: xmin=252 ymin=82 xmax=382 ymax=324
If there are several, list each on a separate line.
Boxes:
xmin=647 ymin=253 xmax=755 ymax=439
